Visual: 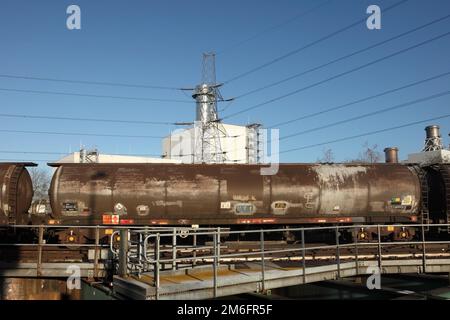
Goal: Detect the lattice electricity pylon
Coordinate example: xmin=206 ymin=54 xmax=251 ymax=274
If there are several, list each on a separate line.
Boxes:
xmin=193 ymin=120 xmax=228 ymax=163
xmin=201 ymin=52 xmax=217 ymax=86
xmin=192 ymin=52 xmax=228 ymax=163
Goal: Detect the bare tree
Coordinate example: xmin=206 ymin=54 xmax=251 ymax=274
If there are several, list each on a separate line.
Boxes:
xmin=29 ymin=167 xmax=51 ymax=201
xmin=316 ymin=148 xmax=334 ymax=163
xmin=348 ymin=141 xmax=382 ymax=163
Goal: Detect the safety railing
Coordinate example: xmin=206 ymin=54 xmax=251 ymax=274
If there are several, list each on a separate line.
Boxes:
xmin=111 ymin=223 xmax=450 ymax=299
xmin=0 ymin=224 xmax=165 ymax=278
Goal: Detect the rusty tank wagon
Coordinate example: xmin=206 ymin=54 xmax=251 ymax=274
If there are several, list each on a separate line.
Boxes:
xmin=47 ymin=163 xmax=421 ymax=228
xmin=2 ymin=160 xmax=449 ymax=243
xmin=0 ymin=162 xmax=35 ymax=225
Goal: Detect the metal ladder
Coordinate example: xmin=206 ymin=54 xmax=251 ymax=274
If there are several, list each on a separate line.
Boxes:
xmin=412 ymin=166 xmax=430 ymax=231
xmin=5 ymin=165 xmax=21 ymax=225
xmin=438 ymin=165 xmax=450 ymax=233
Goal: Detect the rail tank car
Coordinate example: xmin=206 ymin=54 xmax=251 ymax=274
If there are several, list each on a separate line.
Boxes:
xmin=424 ymin=164 xmax=450 ymax=227
xmin=0 ymin=163 xmax=35 ymax=225
xmin=48 ymin=163 xmax=421 ymax=226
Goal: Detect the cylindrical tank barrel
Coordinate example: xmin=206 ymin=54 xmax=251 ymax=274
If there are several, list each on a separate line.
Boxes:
xmin=425 ymin=125 xmax=441 ymax=139
xmin=193 ymin=84 xmax=217 ymax=124
xmin=384 ymin=147 xmax=399 ymax=163
xmin=0 ymin=163 xmax=35 ymax=224
xmin=49 ymin=163 xmax=421 ymax=225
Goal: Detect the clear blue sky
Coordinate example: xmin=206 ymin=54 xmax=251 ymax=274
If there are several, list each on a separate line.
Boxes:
xmin=0 ymin=0 xmax=449 ymax=164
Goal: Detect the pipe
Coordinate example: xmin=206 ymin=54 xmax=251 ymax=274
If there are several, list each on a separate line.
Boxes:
xmin=425 ymin=125 xmax=440 ymax=139
xmin=384 ymin=147 xmax=399 ymax=163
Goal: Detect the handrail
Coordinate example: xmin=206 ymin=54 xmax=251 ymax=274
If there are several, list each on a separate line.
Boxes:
xmin=108 ymin=222 xmax=450 ymax=300
xmin=2 ymin=222 xmax=450 ymax=297
xmin=110 ymin=230 xmax=121 ymax=255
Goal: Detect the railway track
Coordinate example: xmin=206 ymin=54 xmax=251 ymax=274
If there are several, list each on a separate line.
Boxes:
xmin=1 ymin=241 xmax=450 ymax=266
xmin=0 ymin=246 xmax=90 ymax=263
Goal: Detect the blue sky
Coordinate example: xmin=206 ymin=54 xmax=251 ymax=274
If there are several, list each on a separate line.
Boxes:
xmin=0 ymin=0 xmax=449 ymax=164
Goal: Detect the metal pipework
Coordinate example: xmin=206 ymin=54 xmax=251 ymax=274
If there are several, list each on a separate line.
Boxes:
xmin=384 ymin=147 xmax=399 ymax=163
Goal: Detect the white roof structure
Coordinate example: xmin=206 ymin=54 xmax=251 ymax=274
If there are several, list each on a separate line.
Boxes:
xmin=56 ymin=152 xmax=181 ymax=164
xmin=405 ymin=149 xmax=450 ymax=165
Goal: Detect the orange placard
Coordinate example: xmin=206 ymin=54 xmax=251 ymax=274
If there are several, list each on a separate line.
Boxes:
xmin=102 ymin=214 xmax=120 ymax=225
xmin=102 ymin=214 xmax=112 ymax=224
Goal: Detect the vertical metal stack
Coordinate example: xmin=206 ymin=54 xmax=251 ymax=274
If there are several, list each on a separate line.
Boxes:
xmin=192 ymin=53 xmax=228 ymax=163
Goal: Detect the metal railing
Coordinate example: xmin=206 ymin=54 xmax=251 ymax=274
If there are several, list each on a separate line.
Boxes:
xmin=0 ymin=224 xmax=159 ymax=278
xmin=2 ymin=223 xmax=450 ymax=298
xmin=111 ymin=223 xmax=450 ymax=299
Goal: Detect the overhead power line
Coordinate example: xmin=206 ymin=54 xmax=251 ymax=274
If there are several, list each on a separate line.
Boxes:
xmin=222 ymin=0 xmax=409 ymax=85
xmin=269 ymin=71 xmax=450 ymax=128
xmin=0 ymin=158 xmax=55 ymax=163
xmin=279 ymin=114 xmax=450 ymax=154
xmin=223 ymin=30 xmax=450 ymax=120
xmin=234 ymin=13 xmax=450 ymax=100
xmin=279 ymin=90 xmax=450 ymax=141
xmin=0 ymin=74 xmax=183 ymax=90
xmin=0 ymin=150 xmax=67 ymax=155
xmin=0 ymin=129 xmax=163 ymax=139
xmin=0 ymin=113 xmax=190 ymax=126
xmin=0 ymin=87 xmax=192 ymax=103
xmin=0 ymin=150 xmax=162 ymax=157
xmin=217 ymin=0 xmax=334 ymax=55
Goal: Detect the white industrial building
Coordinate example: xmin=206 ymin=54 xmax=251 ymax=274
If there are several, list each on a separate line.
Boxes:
xmin=161 ymin=123 xmax=262 ymax=164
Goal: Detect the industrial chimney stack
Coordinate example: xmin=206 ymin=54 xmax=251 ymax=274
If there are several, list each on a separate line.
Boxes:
xmin=423 ymin=125 xmax=443 ymax=152
xmin=384 ymin=147 xmax=399 ymax=163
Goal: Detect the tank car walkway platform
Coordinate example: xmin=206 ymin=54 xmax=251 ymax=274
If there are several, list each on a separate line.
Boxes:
xmin=113 ymin=259 xmax=450 ymax=300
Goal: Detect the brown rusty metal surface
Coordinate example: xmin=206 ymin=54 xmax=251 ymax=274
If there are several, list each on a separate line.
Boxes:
xmin=0 ymin=163 xmax=35 ymax=225
xmin=0 ymin=278 xmax=81 ymax=300
xmin=0 ymin=246 xmax=87 ymax=263
xmin=48 ymin=163 xmax=421 ymax=226
xmin=437 ymin=164 xmax=450 ymax=225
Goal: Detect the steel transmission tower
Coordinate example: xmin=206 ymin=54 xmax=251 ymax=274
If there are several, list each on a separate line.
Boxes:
xmin=193 ymin=52 xmax=228 ymax=163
